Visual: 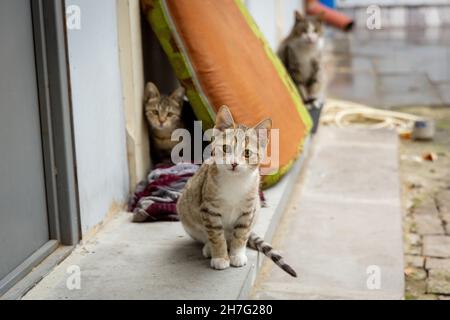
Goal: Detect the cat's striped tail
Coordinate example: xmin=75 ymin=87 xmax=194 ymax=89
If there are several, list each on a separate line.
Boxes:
xmin=247 ymin=232 xmax=297 ymax=277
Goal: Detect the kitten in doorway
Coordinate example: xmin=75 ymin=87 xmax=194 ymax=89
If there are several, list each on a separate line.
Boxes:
xmin=278 ymin=11 xmax=325 ymax=109
xmin=144 ymin=82 xmax=185 ymax=163
xmin=177 ymin=106 xmax=297 ymax=277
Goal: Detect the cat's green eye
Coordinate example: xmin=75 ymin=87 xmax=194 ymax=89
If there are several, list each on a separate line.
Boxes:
xmin=222 ymin=144 xmax=232 ymax=154
xmin=167 ymin=112 xmax=174 ymax=117
xmin=152 ymin=110 xmax=158 ymax=115
xmin=244 ymin=149 xmax=252 ymax=159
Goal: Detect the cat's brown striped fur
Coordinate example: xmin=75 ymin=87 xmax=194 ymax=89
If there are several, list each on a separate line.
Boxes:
xmin=177 ymin=106 xmax=297 ymax=277
xmin=278 ymin=11 xmax=325 ymax=109
xmin=144 ymin=82 xmax=185 ymax=162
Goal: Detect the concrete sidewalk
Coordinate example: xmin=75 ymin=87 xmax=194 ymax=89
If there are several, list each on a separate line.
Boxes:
xmin=20 ymin=146 xmax=307 ymax=300
xmin=252 ymin=126 xmax=405 ymax=299
xmin=18 ymin=126 xmax=405 ymax=300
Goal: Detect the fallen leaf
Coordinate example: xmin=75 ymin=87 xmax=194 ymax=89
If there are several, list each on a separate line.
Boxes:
xmin=422 ymin=152 xmax=438 ymax=162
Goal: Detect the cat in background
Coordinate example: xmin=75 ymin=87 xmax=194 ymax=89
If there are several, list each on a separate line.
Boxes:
xmin=144 ymin=82 xmax=185 ymax=163
xmin=278 ymin=11 xmax=326 ymax=110
xmin=177 ymin=106 xmax=297 ymax=277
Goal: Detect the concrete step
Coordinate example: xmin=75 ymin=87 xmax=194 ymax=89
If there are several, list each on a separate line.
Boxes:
xmin=20 ymin=142 xmax=309 ymax=300
xmin=252 ymin=126 xmax=405 ymax=300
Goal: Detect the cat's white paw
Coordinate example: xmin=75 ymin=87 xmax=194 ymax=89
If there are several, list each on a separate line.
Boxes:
xmin=312 ymin=100 xmax=324 ymax=109
xmin=202 ymin=244 xmax=211 ymax=258
xmin=230 ymin=253 xmax=248 ymax=267
xmin=210 ymin=258 xmax=230 ymax=270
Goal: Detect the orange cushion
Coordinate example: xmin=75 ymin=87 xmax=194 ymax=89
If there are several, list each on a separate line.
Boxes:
xmin=142 ymin=0 xmax=312 ymax=187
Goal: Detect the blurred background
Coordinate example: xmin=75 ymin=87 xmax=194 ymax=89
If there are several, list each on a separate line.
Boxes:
xmin=244 ymin=0 xmax=450 ymax=108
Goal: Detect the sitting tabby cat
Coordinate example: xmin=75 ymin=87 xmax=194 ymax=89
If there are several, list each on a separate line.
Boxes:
xmin=144 ymin=82 xmax=186 ymax=162
xmin=278 ymin=11 xmax=325 ymax=109
xmin=177 ymin=106 xmax=297 ymax=277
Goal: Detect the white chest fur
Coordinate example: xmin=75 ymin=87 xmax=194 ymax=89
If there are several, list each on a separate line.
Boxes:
xmin=291 ymin=38 xmax=324 ymax=79
xmin=215 ymin=171 xmax=258 ymax=230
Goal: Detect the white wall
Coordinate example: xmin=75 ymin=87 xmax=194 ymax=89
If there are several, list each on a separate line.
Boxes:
xmin=66 ymin=0 xmax=129 ymax=234
xmin=117 ymin=0 xmax=150 ymax=191
xmin=245 ymin=0 xmax=304 ymax=50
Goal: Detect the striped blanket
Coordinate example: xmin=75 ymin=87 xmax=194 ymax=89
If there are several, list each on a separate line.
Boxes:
xmin=129 ymin=162 xmax=267 ymax=222
xmin=129 ymin=163 xmax=199 ymax=222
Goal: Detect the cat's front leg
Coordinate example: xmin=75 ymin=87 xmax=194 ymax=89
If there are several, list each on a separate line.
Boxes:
xmin=229 ymin=209 xmax=254 ymax=267
xmin=201 ymin=207 xmax=229 ymax=270
xmin=306 ymin=61 xmax=325 ymax=108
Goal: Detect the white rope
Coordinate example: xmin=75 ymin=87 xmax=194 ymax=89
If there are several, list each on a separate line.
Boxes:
xmin=321 ymin=99 xmax=422 ymax=134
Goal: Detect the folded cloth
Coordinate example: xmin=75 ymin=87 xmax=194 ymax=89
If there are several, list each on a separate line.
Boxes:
xmin=129 ymin=162 xmax=267 ymax=222
xmin=129 ymin=163 xmax=199 ymax=222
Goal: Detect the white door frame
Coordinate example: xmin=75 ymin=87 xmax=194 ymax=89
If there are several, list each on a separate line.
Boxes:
xmin=117 ymin=0 xmax=151 ymax=190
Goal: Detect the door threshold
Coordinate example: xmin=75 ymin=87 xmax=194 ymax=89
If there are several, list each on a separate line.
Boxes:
xmin=0 ymin=242 xmax=73 ymax=300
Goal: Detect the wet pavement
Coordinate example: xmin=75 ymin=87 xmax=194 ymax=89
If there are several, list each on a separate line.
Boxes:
xmin=326 ymin=27 xmax=450 ymax=108
xmin=324 ymin=26 xmax=450 ymax=300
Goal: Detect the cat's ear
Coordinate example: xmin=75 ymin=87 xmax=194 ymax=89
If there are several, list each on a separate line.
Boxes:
xmin=316 ymin=11 xmax=326 ymax=24
xmin=254 ymin=118 xmax=272 ymax=149
xmin=144 ymin=82 xmax=160 ymax=101
xmin=215 ymin=105 xmax=235 ymax=131
xmin=294 ymin=10 xmax=304 ymax=22
xmin=170 ymin=87 xmax=185 ymax=106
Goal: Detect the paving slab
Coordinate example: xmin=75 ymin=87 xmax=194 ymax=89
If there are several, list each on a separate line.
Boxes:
xmin=436 ymin=189 xmax=450 ymax=214
xmin=413 ymin=199 xmax=440 ymax=216
xmin=405 ymin=280 xmax=427 ymax=298
xmin=414 ymin=214 xmax=445 ymax=235
xmin=21 ymin=143 xmax=309 ymax=300
xmin=333 ymin=56 xmax=375 ymax=74
xmin=423 ymin=236 xmax=450 ymax=258
xmin=378 ymin=74 xmax=442 ymax=107
xmin=328 ymin=71 xmax=380 ymax=107
xmin=405 ymin=267 xmax=427 ymax=281
xmin=427 ymin=269 xmax=450 ymax=295
xmin=252 ymin=127 xmax=404 ymax=300
xmin=426 ymin=258 xmax=450 ymax=270
xmin=405 ymin=255 xmax=425 ymax=268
